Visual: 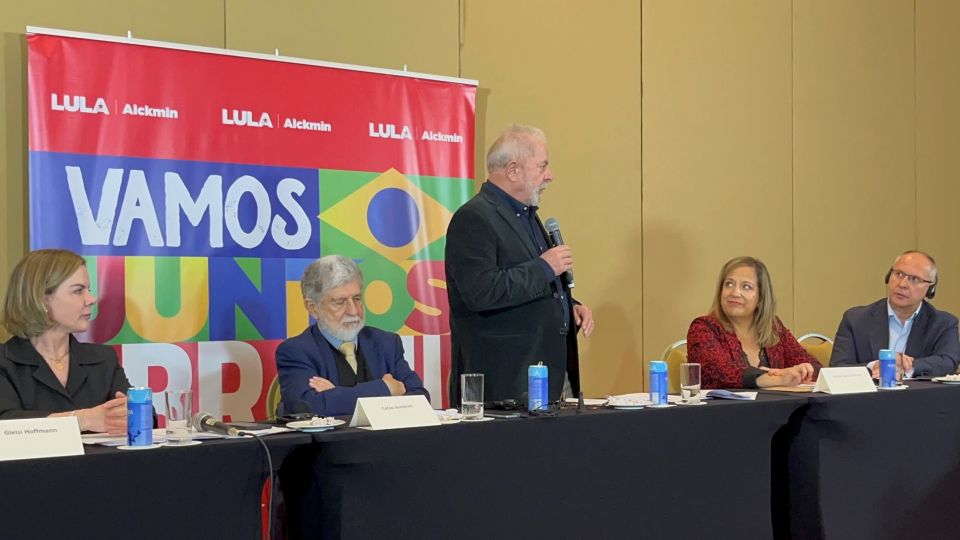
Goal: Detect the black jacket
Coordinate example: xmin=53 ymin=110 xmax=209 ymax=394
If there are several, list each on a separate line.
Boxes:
xmin=0 ymin=335 xmax=131 ymax=419
xmin=829 ymin=299 xmax=960 ymax=377
xmin=445 ymin=183 xmax=580 ymax=403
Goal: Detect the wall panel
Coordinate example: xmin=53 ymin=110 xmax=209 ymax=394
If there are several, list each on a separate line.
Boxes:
xmin=642 ymin=0 xmax=793 ymax=385
xmin=793 ymin=0 xmax=916 ymax=338
xmin=462 ymin=0 xmax=643 ymax=395
xmin=916 ymin=0 xmax=960 ymax=316
xmin=225 ymin=0 xmax=459 ymax=77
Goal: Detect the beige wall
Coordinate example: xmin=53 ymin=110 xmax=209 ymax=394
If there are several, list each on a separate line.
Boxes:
xmin=642 ymin=0 xmax=793 ymax=386
xmin=461 ymin=0 xmax=644 ymax=395
xmin=792 ymin=0 xmax=917 ymax=340
xmin=1 ymin=1 xmax=958 ymax=393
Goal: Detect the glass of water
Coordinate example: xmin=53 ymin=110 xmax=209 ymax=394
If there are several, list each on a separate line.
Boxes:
xmin=680 ymin=363 xmax=702 ymax=404
xmin=460 ymin=373 xmax=484 ymax=420
xmin=164 ymin=389 xmax=193 ymax=445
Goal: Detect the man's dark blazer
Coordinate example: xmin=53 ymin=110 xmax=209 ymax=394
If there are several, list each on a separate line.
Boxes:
xmin=275 ymin=325 xmax=428 ymax=416
xmin=445 ymin=182 xmax=580 ymax=404
xmin=830 ymin=299 xmax=960 ymax=377
xmin=0 ymin=335 xmax=131 ymax=419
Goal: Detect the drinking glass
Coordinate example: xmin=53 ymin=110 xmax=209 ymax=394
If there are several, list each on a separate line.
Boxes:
xmin=680 ymin=363 xmax=702 ymax=404
xmin=460 ymin=374 xmax=484 ymax=420
xmin=164 ymin=389 xmax=193 ymax=445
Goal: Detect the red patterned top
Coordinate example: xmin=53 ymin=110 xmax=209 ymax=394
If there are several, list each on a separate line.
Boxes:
xmin=686 ymin=314 xmax=821 ymax=389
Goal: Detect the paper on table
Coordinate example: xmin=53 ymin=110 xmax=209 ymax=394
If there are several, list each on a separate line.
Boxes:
xmin=608 ymin=392 xmax=685 ymax=404
xmin=82 ymin=429 xmax=221 ymax=446
xmin=81 ymin=426 xmax=290 ymax=445
xmin=703 ymin=390 xmax=758 ymax=400
xmin=764 ymin=383 xmax=816 ymax=393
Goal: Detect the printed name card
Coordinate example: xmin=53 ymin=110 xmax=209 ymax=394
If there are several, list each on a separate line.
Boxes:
xmin=0 ymin=417 xmax=84 ymax=462
xmin=813 ymin=367 xmax=878 ymax=395
xmin=349 ymin=395 xmax=441 ymax=430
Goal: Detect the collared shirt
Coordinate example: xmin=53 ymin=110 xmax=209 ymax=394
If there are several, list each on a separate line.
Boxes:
xmin=887 ymin=301 xmax=923 ymax=377
xmin=483 ymin=181 xmax=571 ymax=334
xmin=888 ymin=301 xmax=922 ymax=354
xmin=317 ymin=325 xmax=357 ymax=352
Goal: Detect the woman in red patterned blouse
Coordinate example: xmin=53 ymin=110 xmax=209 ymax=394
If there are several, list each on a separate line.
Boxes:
xmin=687 ymin=256 xmax=821 ymax=389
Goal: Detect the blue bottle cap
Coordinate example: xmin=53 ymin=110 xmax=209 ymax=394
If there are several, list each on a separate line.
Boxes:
xmin=127 ymin=387 xmax=152 ymax=403
xmin=650 ymin=360 xmax=667 ymax=373
xmin=879 ymin=349 xmax=896 ymax=361
xmin=528 ymin=363 xmax=548 ymax=376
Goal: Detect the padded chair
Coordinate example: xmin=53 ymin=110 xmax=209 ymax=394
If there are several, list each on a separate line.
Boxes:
xmin=797 ymin=333 xmax=834 ymax=367
xmin=660 ymin=339 xmax=688 ymax=393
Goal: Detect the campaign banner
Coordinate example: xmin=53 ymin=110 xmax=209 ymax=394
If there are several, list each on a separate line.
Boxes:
xmin=27 ymin=29 xmax=476 ymax=420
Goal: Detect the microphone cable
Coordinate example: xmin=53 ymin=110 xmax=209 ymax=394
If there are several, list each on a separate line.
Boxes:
xmin=239 ymin=430 xmax=276 ymax=540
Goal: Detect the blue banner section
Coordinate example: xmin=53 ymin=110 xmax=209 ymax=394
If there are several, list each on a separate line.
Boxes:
xmin=30 ymin=151 xmax=321 ymax=258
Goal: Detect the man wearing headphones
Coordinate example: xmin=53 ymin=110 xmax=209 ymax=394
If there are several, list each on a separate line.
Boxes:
xmin=830 ymin=251 xmax=960 ymax=377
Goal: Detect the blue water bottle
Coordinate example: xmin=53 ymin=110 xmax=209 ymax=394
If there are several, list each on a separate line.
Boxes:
xmin=879 ymin=349 xmax=896 ymax=389
xmin=528 ymin=362 xmax=549 ymax=411
xmin=650 ymin=361 xmax=668 ymax=406
xmin=127 ymin=387 xmax=153 ymax=446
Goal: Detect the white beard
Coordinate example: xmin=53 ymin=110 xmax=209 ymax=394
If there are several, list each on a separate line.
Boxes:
xmin=320 ymin=315 xmax=364 ymax=342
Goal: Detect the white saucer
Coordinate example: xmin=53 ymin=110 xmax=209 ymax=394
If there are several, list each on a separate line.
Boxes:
xmin=117 ymin=444 xmax=163 ymax=451
xmin=460 ymin=416 xmax=494 ymax=422
xmin=612 ymin=405 xmax=646 ymax=410
xmin=648 ymin=403 xmax=676 ymax=409
xmin=287 ymin=419 xmax=345 ymax=432
xmin=677 ymin=401 xmax=707 ymax=406
xmin=932 ymin=377 xmax=960 ymax=385
xmin=878 ymin=385 xmax=908 ymax=391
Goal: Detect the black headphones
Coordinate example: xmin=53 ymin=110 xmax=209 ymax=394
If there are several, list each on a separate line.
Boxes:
xmin=885 ymin=268 xmax=937 ymax=299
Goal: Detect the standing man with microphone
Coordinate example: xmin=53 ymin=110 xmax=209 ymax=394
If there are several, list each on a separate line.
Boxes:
xmin=445 ymin=124 xmax=595 ymax=405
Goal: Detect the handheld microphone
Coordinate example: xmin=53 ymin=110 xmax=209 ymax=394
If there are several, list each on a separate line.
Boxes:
xmin=192 ymin=412 xmax=239 ymax=437
xmin=544 ymin=217 xmax=575 ymax=289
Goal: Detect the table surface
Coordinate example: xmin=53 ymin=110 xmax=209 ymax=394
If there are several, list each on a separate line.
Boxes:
xmin=0 ymin=432 xmax=311 ymax=540
xmin=779 ymin=380 xmax=960 ymax=540
xmin=282 ymin=393 xmax=809 ymax=540
xmin=8 ymin=382 xmax=960 ymax=540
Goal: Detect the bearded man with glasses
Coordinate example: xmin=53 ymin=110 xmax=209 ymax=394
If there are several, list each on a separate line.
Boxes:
xmin=830 ymin=251 xmax=960 ymax=377
xmin=276 ymin=255 xmax=428 ymax=416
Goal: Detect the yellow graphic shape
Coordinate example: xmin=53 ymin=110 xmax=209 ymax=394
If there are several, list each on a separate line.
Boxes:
xmin=286 ymin=281 xmax=309 ymax=337
xmin=364 ymin=280 xmax=393 ymax=315
xmin=320 ymin=168 xmax=453 ymax=263
xmin=125 ymin=257 xmax=208 ymax=343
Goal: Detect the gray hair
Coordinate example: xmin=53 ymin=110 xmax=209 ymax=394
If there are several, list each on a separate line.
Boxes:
xmin=301 ymin=255 xmax=363 ymax=303
xmin=485 ymin=124 xmax=546 ymax=172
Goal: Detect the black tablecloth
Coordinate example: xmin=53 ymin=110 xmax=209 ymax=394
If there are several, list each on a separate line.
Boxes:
xmin=0 ymin=432 xmax=311 ymax=540
xmin=281 ymin=395 xmax=807 ymax=540
xmin=778 ymin=381 xmax=960 ymax=540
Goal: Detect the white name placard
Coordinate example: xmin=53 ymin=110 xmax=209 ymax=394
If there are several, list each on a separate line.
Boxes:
xmin=813 ymin=367 xmax=878 ymax=395
xmin=349 ymin=395 xmax=440 ymax=430
xmin=0 ymin=416 xmax=84 ymax=462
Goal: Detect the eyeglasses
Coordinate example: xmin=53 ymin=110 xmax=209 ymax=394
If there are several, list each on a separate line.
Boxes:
xmin=890 ymin=269 xmax=934 ymax=287
xmin=325 ymin=294 xmax=363 ymax=310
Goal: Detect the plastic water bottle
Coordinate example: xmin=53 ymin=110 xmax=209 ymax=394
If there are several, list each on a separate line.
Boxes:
xmin=127 ymin=387 xmax=153 ymax=446
xmin=650 ymin=361 xmax=668 ymax=405
xmin=528 ymin=363 xmax=548 ymax=411
xmin=879 ymin=349 xmax=896 ymax=389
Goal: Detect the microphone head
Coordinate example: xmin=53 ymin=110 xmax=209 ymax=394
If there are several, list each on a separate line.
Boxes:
xmin=544 ymin=217 xmax=560 ymax=232
xmin=191 ymin=412 xmax=213 ymax=431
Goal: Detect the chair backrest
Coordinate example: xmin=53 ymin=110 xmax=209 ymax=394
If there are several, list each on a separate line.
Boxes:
xmin=797 ymin=333 xmax=834 ymax=367
xmin=660 ymin=339 xmax=688 ymax=393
